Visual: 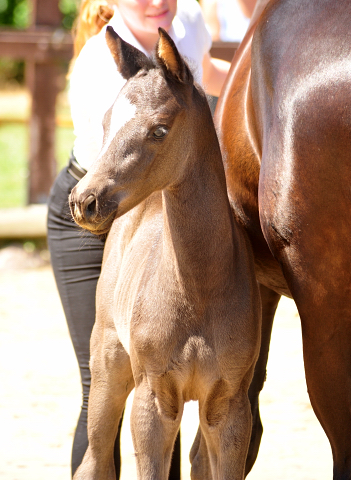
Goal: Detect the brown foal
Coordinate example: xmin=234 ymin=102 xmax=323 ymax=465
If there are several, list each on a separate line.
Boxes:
xmin=69 ymin=27 xmax=261 ymax=480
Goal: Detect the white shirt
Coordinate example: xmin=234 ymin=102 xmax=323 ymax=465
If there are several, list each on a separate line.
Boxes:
xmin=217 ymin=0 xmax=250 ymax=42
xmin=70 ymin=0 xmax=211 ymax=170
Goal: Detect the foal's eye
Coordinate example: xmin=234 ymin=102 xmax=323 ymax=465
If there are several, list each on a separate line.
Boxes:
xmin=153 ymin=126 xmax=168 ymax=139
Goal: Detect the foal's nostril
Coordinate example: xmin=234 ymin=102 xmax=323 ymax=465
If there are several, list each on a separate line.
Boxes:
xmin=83 ymin=194 xmax=97 ymax=218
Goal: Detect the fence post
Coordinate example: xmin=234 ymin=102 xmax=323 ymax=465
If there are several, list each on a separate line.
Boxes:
xmin=27 ymin=0 xmax=63 ymax=204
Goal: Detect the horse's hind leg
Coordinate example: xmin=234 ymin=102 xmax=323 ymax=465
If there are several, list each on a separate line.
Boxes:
xmin=73 ymin=319 xmax=134 ymax=480
xmin=245 ymin=284 xmax=280 ymax=476
xmin=297 ymin=297 xmax=351 ymax=480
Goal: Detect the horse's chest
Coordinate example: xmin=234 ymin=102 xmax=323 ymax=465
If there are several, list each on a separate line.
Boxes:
xmin=114 ymin=271 xmax=189 ymax=356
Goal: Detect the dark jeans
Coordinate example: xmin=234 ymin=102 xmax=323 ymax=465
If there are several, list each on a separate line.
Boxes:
xmin=47 ymin=165 xmax=181 ymax=478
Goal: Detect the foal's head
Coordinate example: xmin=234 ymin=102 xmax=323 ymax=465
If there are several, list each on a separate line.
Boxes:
xmin=70 ymin=26 xmax=211 ymax=235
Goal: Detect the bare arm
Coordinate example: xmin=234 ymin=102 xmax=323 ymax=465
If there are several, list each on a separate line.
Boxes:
xmin=202 ymin=52 xmax=231 ymax=97
xmin=199 ymin=0 xmax=221 ymax=40
xmin=237 ymin=0 xmax=257 ymax=18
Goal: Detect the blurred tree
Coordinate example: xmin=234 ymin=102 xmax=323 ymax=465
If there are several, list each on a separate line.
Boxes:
xmin=0 ymin=0 xmax=28 ymax=86
xmin=0 ymin=0 xmax=78 ymax=86
xmin=0 ymin=0 xmax=78 ymax=30
xmin=59 ymin=0 xmax=78 ymax=30
xmin=0 ymin=0 xmax=30 ymax=28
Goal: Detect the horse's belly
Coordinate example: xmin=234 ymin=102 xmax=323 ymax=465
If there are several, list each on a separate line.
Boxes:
xmin=230 ymin=201 xmax=291 ymax=297
xmin=252 ymin=244 xmax=291 ymax=297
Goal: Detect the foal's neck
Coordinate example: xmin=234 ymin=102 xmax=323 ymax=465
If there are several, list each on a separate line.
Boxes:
xmin=161 ymin=132 xmax=235 ymax=295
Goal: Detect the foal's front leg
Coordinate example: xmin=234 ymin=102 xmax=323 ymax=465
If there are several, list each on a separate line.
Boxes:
xmin=190 ymin=426 xmax=212 ymax=480
xmin=199 ymin=379 xmax=253 ymax=480
xmin=130 ymin=376 xmax=183 ymax=480
xmin=73 ymin=320 xmax=134 ymax=480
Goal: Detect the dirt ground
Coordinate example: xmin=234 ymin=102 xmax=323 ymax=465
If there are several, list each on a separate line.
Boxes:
xmin=0 ymin=245 xmax=333 ymax=480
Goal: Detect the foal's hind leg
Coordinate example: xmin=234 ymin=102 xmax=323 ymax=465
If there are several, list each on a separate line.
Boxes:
xmin=73 ymin=319 xmax=134 ymax=480
xmin=245 ymin=284 xmax=280 ymax=476
xmin=190 ymin=426 xmax=212 ymax=480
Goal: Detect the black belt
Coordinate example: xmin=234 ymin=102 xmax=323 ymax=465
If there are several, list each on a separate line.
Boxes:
xmin=67 ymin=155 xmax=87 ymax=181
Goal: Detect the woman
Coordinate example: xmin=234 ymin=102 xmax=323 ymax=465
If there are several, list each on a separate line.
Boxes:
xmin=47 ymin=0 xmax=230 ymax=478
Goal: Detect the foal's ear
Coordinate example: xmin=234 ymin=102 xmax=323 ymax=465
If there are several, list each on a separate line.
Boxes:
xmin=105 ymin=26 xmax=152 ymax=79
xmin=156 ymin=28 xmax=193 ymax=84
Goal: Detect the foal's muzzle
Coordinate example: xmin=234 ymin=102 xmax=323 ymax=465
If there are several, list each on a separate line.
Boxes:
xmin=70 ymin=193 xmax=98 ymax=223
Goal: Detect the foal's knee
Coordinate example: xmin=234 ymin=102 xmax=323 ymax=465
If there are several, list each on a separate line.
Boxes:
xmin=155 ymin=372 xmax=181 ymax=421
xmin=203 ymin=378 xmax=231 ymax=427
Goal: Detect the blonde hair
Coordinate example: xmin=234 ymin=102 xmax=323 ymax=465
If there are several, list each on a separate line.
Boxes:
xmin=72 ymin=0 xmax=115 ymax=61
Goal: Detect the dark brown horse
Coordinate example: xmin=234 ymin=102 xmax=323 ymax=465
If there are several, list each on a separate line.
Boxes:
xmin=70 ymin=27 xmax=261 ymax=480
xmin=216 ymin=0 xmax=351 ymax=478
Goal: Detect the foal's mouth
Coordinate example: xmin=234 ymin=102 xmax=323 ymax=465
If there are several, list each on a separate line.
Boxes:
xmin=74 ymin=210 xmax=116 ymax=236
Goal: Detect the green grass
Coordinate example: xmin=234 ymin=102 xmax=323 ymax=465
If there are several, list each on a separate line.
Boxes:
xmin=0 ymin=123 xmax=75 ymax=208
xmin=0 ymin=123 xmax=28 ymax=207
xmin=0 ymin=88 xmax=75 ymax=208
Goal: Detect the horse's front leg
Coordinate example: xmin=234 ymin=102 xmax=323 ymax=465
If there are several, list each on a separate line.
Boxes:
xmin=245 ymin=284 xmax=280 ymax=475
xmin=130 ymin=375 xmax=183 ymax=480
xmin=73 ymin=320 xmax=134 ymax=480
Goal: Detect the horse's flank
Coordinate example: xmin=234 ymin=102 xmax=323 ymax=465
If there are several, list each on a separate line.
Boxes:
xmin=216 ymin=0 xmax=351 ymax=477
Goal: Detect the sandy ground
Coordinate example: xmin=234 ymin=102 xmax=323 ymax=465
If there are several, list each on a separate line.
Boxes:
xmin=0 ymin=246 xmax=333 ymax=480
